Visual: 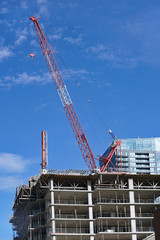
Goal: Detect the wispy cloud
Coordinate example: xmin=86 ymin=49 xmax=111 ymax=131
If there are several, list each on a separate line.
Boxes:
xmin=37 ymin=0 xmax=47 ymax=3
xmin=0 ymin=7 xmax=9 ymax=14
xmin=61 ymin=68 xmax=89 ymax=82
xmin=117 ymin=6 xmax=160 ymax=66
xmin=49 ymin=34 xmax=62 ymax=40
xmin=0 ymin=68 xmax=110 ymax=89
xmin=30 ymin=39 xmax=39 ymax=47
xmin=49 ymin=26 xmax=68 ymax=41
xmin=0 ymin=46 xmax=13 ymax=62
xmin=36 ymin=102 xmax=50 ymax=110
xmin=87 ymin=44 xmax=137 ymax=68
xmin=0 ymin=69 xmax=91 ymax=88
xmin=0 ymin=153 xmax=34 ymax=191
xmin=0 ymin=72 xmax=51 ymax=88
xmin=37 ymin=0 xmax=50 ymax=17
xmin=20 ymin=0 xmax=28 ymax=9
xmin=58 ymin=2 xmax=78 ymax=9
xmin=0 ymin=153 xmax=29 ymax=173
xmin=0 ymin=176 xmax=24 ymax=192
xmin=64 ymin=34 xmax=83 ymax=46
xmin=61 ymin=68 xmax=111 ymax=88
xmin=15 ymin=28 xmax=28 ymax=45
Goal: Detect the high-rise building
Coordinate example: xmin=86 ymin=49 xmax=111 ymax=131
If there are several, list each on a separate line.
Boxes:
xmin=10 ymin=170 xmax=160 ymax=240
xmin=102 ymin=137 xmax=160 ymax=174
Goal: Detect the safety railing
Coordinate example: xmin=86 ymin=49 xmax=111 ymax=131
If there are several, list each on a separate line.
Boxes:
xmin=135 ymin=198 xmax=160 ymax=203
xmin=94 ymin=184 xmax=128 ymax=189
xmin=136 ymin=213 xmax=154 ymax=217
xmin=136 ymin=227 xmax=153 ymax=232
xmin=55 ymin=214 xmax=89 ymax=219
xmin=54 ymin=200 xmax=88 ymax=205
xmin=94 ymin=198 xmax=129 ymax=204
xmin=95 ymin=226 xmax=131 ymax=233
xmin=55 ymin=228 xmax=90 ymax=233
xmin=94 ymin=212 xmax=130 ymax=218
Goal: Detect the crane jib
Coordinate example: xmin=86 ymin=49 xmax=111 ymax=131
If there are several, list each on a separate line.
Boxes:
xmin=30 ymin=16 xmax=97 ymax=171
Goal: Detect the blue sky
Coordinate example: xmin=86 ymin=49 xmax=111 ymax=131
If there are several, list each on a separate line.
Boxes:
xmin=1 ymin=0 xmax=160 ymax=238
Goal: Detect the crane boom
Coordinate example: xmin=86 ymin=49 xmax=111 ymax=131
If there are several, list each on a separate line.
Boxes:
xmin=30 ymin=17 xmax=97 ymax=171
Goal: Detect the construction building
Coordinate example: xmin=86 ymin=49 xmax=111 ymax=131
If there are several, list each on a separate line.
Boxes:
xmin=143 ymin=234 xmax=155 ymax=240
xmin=10 ymin=170 xmax=160 ymax=240
xmin=154 ymin=207 xmax=160 ymax=240
xmin=102 ymin=137 xmax=160 ymax=174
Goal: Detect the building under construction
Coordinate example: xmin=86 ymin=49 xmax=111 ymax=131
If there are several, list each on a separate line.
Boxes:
xmin=10 ymin=169 xmax=160 ymax=240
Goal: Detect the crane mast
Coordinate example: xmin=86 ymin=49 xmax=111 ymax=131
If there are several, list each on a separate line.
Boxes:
xmin=30 ymin=17 xmax=97 ymax=171
xmin=41 ymin=131 xmax=48 ymax=170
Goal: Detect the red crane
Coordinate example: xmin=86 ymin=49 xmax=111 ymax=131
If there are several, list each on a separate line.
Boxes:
xmin=30 ymin=17 xmax=121 ymax=173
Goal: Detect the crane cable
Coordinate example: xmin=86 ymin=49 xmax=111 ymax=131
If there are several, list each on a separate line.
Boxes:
xmin=31 ymin=19 xmax=110 ymax=136
xmin=52 ymin=47 xmax=105 ymax=149
xmin=51 ymin=45 xmax=116 ymax=140
xmin=38 ymin=26 xmax=115 ymax=149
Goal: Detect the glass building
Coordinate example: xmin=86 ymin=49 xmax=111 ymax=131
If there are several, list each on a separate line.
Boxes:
xmin=102 ymin=137 xmax=160 ymax=174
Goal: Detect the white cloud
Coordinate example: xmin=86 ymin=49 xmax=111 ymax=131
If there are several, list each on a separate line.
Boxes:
xmin=0 ymin=46 xmax=13 ymax=62
xmin=0 ymin=7 xmax=9 ymax=14
xmin=49 ymin=26 xmax=68 ymax=41
xmin=0 ymin=36 xmax=5 ymax=45
xmin=0 ymin=69 xmax=89 ymax=88
xmin=20 ymin=0 xmax=28 ymax=9
xmin=61 ymin=68 xmax=89 ymax=81
xmin=61 ymin=68 xmax=110 ymax=88
xmin=0 ymin=153 xmax=36 ymax=192
xmin=37 ymin=0 xmax=50 ymax=17
xmin=30 ymin=39 xmax=39 ymax=47
xmin=68 ymin=2 xmax=77 ymax=8
xmin=15 ymin=28 xmax=28 ymax=45
xmin=58 ymin=2 xmax=78 ymax=9
xmin=15 ymin=35 xmax=27 ymax=45
xmin=0 ymin=153 xmax=29 ymax=173
xmin=37 ymin=0 xmax=47 ymax=3
xmin=64 ymin=34 xmax=83 ymax=45
xmin=36 ymin=102 xmax=50 ymax=110
xmin=120 ymin=7 xmax=160 ymax=66
xmin=49 ymin=34 xmax=62 ymax=40
xmin=39 ymin=5 xmax=49 ymax=16
xmin=0 ymin=68 xmax=110 ymax=89
xmin=87 ymin=44 xmax=137 ymax=68
xmin=0 ymin=72 xmax=51 ymax=88
xmin=0 ymin=176 xmax=23 ymax=192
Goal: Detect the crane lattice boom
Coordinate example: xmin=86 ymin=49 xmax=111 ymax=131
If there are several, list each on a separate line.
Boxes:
xmin=30 ymin=17 xmax=97 ymax=171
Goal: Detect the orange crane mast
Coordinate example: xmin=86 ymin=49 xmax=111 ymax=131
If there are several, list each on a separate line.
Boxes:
xmin=30 ymin=17 xmax=122 ymax=173
xmin=41 ymin=131 xmax=48 ymax=170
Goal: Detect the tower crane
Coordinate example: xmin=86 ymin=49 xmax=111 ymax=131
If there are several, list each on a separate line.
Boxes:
xmin=30 ymin=17 xmax=122 ymax=173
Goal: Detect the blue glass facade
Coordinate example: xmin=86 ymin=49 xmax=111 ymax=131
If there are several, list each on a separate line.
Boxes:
xmin=102 ymin=137 xmax=160 ymax=174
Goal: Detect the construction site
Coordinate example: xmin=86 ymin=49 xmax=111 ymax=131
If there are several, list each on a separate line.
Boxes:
xmin=10 ymin=169 xmax=160 ymax=240
xmin=9 ymin=17 xmax=160 ymax=240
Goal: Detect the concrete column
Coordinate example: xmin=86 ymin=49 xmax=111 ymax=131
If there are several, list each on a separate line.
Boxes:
xmin=29 ymin=215 xmax=32 ymax=240
xmin=50 ymin=178 xmax=56 ymax=240
xmin=128 ymin=178 xmax=137 ymax=240
xmin=87 ymin=180 xmax=94 ymax=240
